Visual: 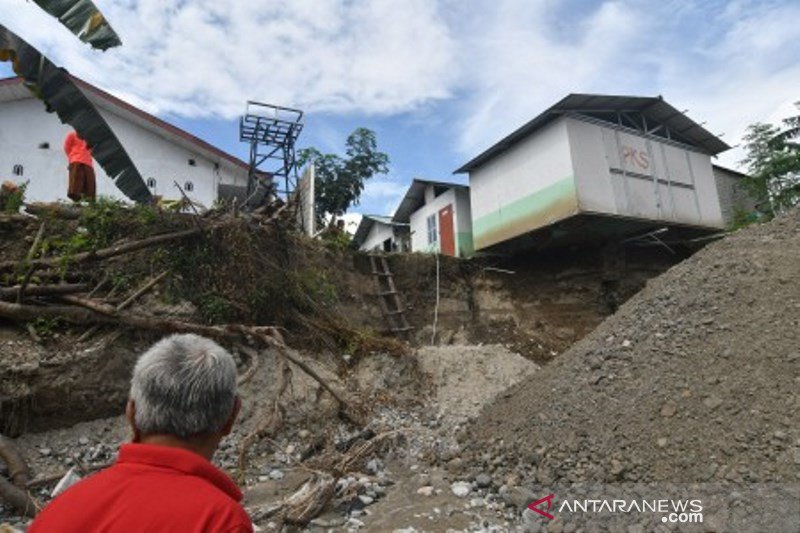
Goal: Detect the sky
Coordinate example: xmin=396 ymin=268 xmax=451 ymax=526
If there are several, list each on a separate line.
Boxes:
xmin=2 ymin=0 xmax=799 ymax=217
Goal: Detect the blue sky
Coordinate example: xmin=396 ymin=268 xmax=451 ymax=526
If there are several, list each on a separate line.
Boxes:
xmin=2 ymin=0 xmax=799 ymax=216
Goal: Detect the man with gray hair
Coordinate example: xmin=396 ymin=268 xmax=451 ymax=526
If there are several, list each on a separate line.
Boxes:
xmin=30 ymin=334 xmax=253 ymax=532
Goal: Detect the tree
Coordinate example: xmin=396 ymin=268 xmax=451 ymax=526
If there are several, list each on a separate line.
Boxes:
xmin=298 ymin=128 xmax=389 ymax=222
xmin=741 ymin=104 xmax=800 ymax=217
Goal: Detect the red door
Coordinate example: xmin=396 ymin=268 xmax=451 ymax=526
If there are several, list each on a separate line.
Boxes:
xmin=438 ymin=204 xmax=455 ymax=256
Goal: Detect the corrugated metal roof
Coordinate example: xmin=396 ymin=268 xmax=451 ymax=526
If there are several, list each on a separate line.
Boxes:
xmin=455 ymin=94 xmax=731 ymax=173
xmin=392 ymin=178 xmax=468 ymax=223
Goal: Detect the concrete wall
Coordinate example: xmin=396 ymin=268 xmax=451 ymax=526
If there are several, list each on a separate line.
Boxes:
xmin=410 ymin=187 xmax=454 ymax=253
xmin=0 ymin=97 xmax=247 ymax=206
xmin=468 ymin=118 xmax=578 ymax=251
xmin=713 ymin=167 xmax=758 ymax=227
xmin=361 ymin=221 xmax=396 ymax=251
xmin=567 ymin=116 xmax=724 ymax=229
xmin=408 ymin=185 xmax=472 ymax=257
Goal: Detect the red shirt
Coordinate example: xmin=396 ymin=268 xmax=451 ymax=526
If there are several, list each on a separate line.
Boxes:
xmin=63 ymin=131 xmax=93 ymax=167
xmin=29 ymin=443 xmax=253 ymax=533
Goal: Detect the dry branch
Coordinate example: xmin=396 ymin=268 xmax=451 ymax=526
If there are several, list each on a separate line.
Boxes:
xmin=78 ymin=271 xmax=169 ymax=342
xmin=236 ymin=345 xmax=261 ymax=386
xmin=237 ymin=354 xmax=291 ymax=479
xmin=0 ymin=227 xmax=202 ymax=272
xmin=0 ymin=300 xmax=363 ymax=425
xmin=0 ymin=433 xmax=38 ymax=517
xmin=0 ymin=283 xmax=91 ymax=300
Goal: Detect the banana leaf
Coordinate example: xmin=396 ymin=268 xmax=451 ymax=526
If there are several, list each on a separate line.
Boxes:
xmin=31 ymin=0 xmax=121 ymax=50
xmin=0 ymin=24 xmax=152 ymax=204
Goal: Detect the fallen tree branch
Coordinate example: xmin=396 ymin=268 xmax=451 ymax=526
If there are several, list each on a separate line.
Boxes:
xmin=236 ymin=345 xmax=261 ymax=386
xmin=78 ymin=271 xmax=169 ymax=342
xmin=0 ymin=433 xmax=29 ymax=488
xmin=238 ymin=353 xmax=291 ymax=479
xmin=0 ymin=301 xmax=363 ymax=425
xmin=0 ymin=227 xmax=202 ymax=273
xmin=0 ymin=283 xmax=91 ymax=300
xmin=248 ymin=431 xmax=400 ymax=526
xmin=0 ymin=476 xmax=37 ymax=518
xmin=0 ymin=433 xmax=38 ymax=517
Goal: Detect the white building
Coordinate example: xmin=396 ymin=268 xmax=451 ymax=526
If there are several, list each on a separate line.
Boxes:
xmin=392 ymin=179 xmax=472 ymax=257
xmin=0 ymin=76 xmax=249 ymax=207
xmin=352 ymin=215 xmax=410 ymax=252
xmin=456 ymin=94 xmax=731 ymax=253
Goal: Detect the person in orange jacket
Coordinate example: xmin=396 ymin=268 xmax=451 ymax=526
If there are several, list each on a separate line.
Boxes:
xmin=63 ymin=130 xmax=96 ymax=202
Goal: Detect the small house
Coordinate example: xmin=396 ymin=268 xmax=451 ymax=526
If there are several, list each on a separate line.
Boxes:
xmin=392 ymin=179 xmax=472 ymax=257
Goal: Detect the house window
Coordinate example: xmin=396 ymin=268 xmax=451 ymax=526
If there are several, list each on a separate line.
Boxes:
xmin=12 ymin=164 xmax=23 ymax=176
xmin=146 ymin=177 xmax=157 ymax=188
xmin=426 ymin=214 xmax=437 ymax=245
xmin=184 ymin=181 xmax=194 ymax=192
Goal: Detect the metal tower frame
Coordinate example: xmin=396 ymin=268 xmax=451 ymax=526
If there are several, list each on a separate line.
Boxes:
xmin=239 ymin=101 xmax=304 ymax=202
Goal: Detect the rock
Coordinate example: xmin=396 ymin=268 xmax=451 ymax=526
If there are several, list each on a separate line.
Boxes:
xmin=657 ymin=437 xmax=668 ymax=448
xmin=78 ymin=437 xmax=89 ymax=445
xmin=358 ymin=495 xmax=374 ymax=506
xmin=417 ymin=486 xmax=435 ymax=497
xmin=475 ymin=473 xmax=492 ymax=488
xmin=660 ymin=403 xmax=677 ymax=418
xmin=703 ymin=396 xmax=723 ymax=410
xmin=268 ymin=469 xmax=284 ymax=480
xmin=298 ymin=429 xmax=311 ymax=439
xmin=621 ymin=339 xmax=632 ymax=348
xmin=39 ymin=448 xmax=52 ymax=457
xmin=450 ymin=481 xmax=471 ymax=498
xmin=366 ymin=458 xmax=383 ymax=475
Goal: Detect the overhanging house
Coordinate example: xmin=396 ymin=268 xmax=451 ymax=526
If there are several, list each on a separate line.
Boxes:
xmin=352 ymin=215 xmax=410 ymax=252
xmin=392 ymin=179 xmax=472 ymax=257
xmin=0 ymin=76 xmax=250 ymax=207
xmin=456 ymin=94 xmax=732 ymax=253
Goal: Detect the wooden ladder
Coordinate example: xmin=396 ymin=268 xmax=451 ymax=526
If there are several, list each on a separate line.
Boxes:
xmin=368 ymin=254 xmax=413 ymax=336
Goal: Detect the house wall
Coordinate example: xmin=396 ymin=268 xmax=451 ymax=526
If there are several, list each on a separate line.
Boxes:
xmin=454 ymin=188 xmax=474 ymax=256
xmin=567 ymin=116 xmax=725 ymax=229
xmin=409 ymin=185 xmax=473 ymax=257
xmin=468 ymin=118 xmax=578 ymax=251
xmin=713 ymin=167 xmax=758 ymax=227
xmin=0 ymin=97 xmax=247 ymax=206
xmin=361 ymin=221 xmax=396 ymax=251
xmin=410 ymin=187 xmax=454 ymax=253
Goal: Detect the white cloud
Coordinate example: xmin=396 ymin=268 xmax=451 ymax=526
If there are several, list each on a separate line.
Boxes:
xmin=1 ymin=0 xmax=457 ymax=118
xmin=450 ymin=0 xmax=800 ymax=170
xmin=4 ymin=0 xmax=798 ymax=175
xmin=356 ymin=174 xmax=407 ymax=215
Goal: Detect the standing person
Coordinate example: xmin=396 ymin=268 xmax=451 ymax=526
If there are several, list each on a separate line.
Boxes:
xmin=63 ymin=130 xmax=96 ymax=202
xmin=29 ymin=334 xmax=254 ymax=532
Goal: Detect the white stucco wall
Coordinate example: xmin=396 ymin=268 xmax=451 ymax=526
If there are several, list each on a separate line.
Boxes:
xmin=0 ymin=96 xmax=247 ymax=207
xmin=468 ymin=118 xmax=577 ymax=250
xmin=567 ymin=117 xmax=724 ymax=228
xmin=361 ymin=221 xmax=396 ymax=251
xmin=408 ymin=185 xmax=472 ymax=256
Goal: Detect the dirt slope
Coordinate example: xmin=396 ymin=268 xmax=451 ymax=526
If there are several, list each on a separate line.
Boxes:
xmin=465 ymin=209 xmax=800 ymax=485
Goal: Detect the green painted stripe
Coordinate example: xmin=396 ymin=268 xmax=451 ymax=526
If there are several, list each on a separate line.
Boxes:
xmin=456 ymin=231 xmax=474 ymax=257
xmin=473 ymin=175 xmax=577 ymax=243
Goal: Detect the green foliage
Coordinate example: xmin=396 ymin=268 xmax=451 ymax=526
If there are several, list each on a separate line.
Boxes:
xmin=31 ymin=316 xmax=64 ymax=338
xmin=2 ymin=181 xmax=28 ymax=213
xmin=298 ymin=128 xmax=390 ymax=220
xmin=79 ymin=196 xmax=128 ymax=247
xmin=741 ymin=107 xmax=800 ymax=217
xmin=320 ymin=227 xmax=352 ymax=252
xmin=730 ymin=206 xmax=761 ymax=231
xmin=197 ymin=292 xmax=234 ymax=324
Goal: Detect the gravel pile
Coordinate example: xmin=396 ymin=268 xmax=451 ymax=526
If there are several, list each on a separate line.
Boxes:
xmin=464 ymin=208 xmax=800 ymax=487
